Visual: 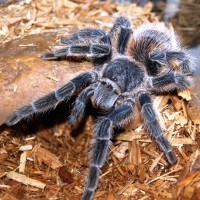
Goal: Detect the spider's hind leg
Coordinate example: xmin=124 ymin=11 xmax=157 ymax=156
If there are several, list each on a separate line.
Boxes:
xmin=139 ymin=93 xmax=177 ymax=166
xmin=82 ymin=99 xmax=135 ymax=200
xmin=149 ymin=51 xmax=194 ymax=75
xmin=110 ymin=16 xmax=132 ymax=54
xmin=166 ymin=51 xmax=194 ymax=75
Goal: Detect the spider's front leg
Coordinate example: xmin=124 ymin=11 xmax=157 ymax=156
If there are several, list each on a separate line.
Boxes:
xmin=139 ymin=93 xmax=177 ymax=165
xmin=81 ymin=99 xmax=135 ymax=200
xmin=6 ymin=72 xmax=98 ymax=126
xmin=110 ymin=16 xmax=132 ymax=54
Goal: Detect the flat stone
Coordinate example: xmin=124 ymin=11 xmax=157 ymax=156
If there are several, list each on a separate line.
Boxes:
xmin=0 ymin=33 xmax=92 ymax=125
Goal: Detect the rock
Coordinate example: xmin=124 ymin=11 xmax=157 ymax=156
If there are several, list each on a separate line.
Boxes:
xmin=187 ymin=74 xmax=200 ymax=124
xmin=0 ymin=33 xmax=92 ymax=125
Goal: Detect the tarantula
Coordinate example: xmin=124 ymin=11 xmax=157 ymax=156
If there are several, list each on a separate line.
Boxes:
xmin=6 ymin=17 xmax=194 ymax=200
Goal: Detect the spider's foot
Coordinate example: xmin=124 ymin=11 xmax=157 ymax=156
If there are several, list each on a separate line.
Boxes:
xmin=81 ymin=189 xmax=94 ymax=200
xmin=6 ymin=112 xmax=19 ymax=126
xmin=156 ymin=135 xmax=178 ymax=166
xmin=40 ymin=53 xmax=58 ymax=60
xmin=6 ymin=104 xmax=36 ymax=126
xmin=166 ymin=151 xmax=178 ymax=166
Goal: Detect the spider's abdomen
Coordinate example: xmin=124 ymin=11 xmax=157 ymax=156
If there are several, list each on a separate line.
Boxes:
xmin=128 ymin=23 xmax=181 ymax=65
xmin=103 ymin=58 xmax=144 ymax=92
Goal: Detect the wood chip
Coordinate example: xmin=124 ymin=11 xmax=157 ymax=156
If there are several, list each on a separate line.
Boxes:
xmin=178 ymin=90 xmax=192 ymax=101
xmin=1 ymin=193 xmax=18 ymax=200
xmin=112 ymin=142 xmax=128 ymax=159
xmin=191 ymin=155 xmax=200 ymax=172
xmin=107 ymin=192 xmax=115 ymax=200
xmin=171 ymin=138 xmax=196 ymax=146
xmin=19 ymin=151 xmax=27 ymax=173
xmin=147 ymin=167 xmax=182 ymax=185
xmin=177 ymin=171 xmax=200 ymax=187
xmin=38 ymin=130 xmax=61 ymax=146
xmin=115 ymin=130 xmax=143 ymax=141
xmin=34 ymin=145 xmax=63 ymax=169
xmin=19 ymin=145 xmax=33 ymax=151
xmin=171 ymin=96 xmax=183 ymax=111
xmin=149 ymin=153 xmax=164 ymax=172
xmin=142 ymin=149 xmax=167 ymax=165
xmin=129 ymin=141 xmax=141 ymax=165
xmin=0 ymin=184 xmax=11 ymax=188
xmin=111 ymin=155 xmax=126 ymax=177
xmin=7 ymin=171 xmax=46 ymax=189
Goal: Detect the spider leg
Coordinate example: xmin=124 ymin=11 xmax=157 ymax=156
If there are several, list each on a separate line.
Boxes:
xmin=82 ymin=99 xmax=135 ymax=200
xmin=68 ymin=84 xmax=96 ymax=125
xmin=60 ymin=29 xmax=110 ymax=45
xmin=41 ymin=44 xmax=111 ymax=59
xmin=41 ymin=29 xmax=112 ymax=66
xmin=6 ymin=72 xmax=98 ymax=126
xmin=165 ymin=51 xmax=194 ymax=74
xmin=149 ymin=71 xmax=191 ymax=93
xmin=109 ymin=16 xmax=132 ymax=54
xmin=149 ymin=51 xmax=194 ymax=75
xmin=139 ymin=93 xmax=177 ymax=166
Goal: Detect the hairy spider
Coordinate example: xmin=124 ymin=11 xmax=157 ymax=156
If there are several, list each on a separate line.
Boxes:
xmin=6 ymin=17 xmax=194 ymax=200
